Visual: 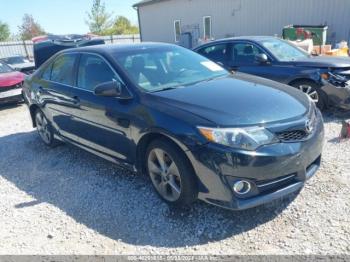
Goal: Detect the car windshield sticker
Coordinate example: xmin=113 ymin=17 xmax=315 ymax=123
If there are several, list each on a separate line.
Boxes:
xmin=200 ymin=61 xmax=224 ymax=72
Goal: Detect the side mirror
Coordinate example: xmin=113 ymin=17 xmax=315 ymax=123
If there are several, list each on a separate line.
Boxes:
xmin=255 ymin=53 xmax=269 ymax=64
xmin=94 ymin=80 xmax=122 ymax=97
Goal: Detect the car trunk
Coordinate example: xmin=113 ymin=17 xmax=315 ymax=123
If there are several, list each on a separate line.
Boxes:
xmin=33 ymin=35 xmax=105 ymax=68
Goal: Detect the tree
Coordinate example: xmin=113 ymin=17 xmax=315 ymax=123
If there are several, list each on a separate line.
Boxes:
xmin=0 ymin=21 xmax=10 ymax=41
xmin=18 ymin=14 xmax=45 ymax=40
xmin=86 ymin=0 xmax=113 ymax=35
xmin=112 ymin=16 xmax=139 ymax=35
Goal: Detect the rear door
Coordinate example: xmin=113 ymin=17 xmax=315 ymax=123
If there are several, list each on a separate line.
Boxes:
xmin=36 ymin=53 xmax=80 ymax=140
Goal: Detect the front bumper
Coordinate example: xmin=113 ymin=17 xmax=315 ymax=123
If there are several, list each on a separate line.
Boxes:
xmin=321 ymin=79 xmax=350 ymax=110
xmin=189 ymin=110 xmax=324 ymax=210
xmin=0 ymin=87 xmax=23 ymax=104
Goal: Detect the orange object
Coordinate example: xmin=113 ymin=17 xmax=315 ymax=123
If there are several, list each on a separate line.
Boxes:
xmin=325 ymin=47 xmax=349 ymax=57
xmin=312 ymin=45 xmax=332 ymax=55
xmin=198 ymin=128 xmax=215 ymax=142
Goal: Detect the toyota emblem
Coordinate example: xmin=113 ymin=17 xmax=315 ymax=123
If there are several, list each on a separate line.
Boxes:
xmin=305 ymin=120 xmax=313 ymax=133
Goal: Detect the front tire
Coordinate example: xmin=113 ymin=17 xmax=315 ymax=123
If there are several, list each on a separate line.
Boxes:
xmin=291 ymin=81 xmax=326 ymax=110
xmin=34 ymin=109 xmax=60 ymax=147
xmin=146 ymin=139 xmax=197 ymax=207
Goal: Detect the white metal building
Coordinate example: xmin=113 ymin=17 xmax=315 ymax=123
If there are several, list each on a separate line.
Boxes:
xmin=133 ymin=0 xmax=350 ymax=47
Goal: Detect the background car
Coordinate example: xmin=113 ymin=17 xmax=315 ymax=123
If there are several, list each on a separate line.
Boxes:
xmin=23 ymin=43 xmax=324 ymax=210
xmin=1 ymin=55 xmax=35 ymax=74
xmin=194 ymin=36 xmax=350 ymax=110
xmin=0 ymin=61 xmax=25 ymax=104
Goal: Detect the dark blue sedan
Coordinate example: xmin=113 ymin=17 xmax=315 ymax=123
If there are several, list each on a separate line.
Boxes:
xmin=194 ymin=36 xmax=350 ymax=110
xmin=23 ymin=43 xmax=324 ymax=210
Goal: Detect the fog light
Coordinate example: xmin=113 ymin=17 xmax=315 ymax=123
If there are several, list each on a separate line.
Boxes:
xmin=233 ymin=180 xmax=251 ymax=195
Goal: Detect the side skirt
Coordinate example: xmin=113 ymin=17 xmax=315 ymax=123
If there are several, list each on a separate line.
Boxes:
xmin=54 ymin=134 xmax=137 ymax=173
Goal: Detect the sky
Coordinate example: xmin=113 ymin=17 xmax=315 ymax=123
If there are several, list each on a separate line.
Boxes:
xmin=1 ymin=0 xmax=140 ymax=35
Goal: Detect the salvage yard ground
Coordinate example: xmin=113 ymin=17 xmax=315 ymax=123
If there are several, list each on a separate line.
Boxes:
xmin=0 ymin=104 xmax=349 ymax=255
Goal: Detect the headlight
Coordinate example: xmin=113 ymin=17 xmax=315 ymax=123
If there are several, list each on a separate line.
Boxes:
xmin=198 ymin=126 xmax=277 ymax=150
xmin=322 ymin=72 xmax=347 ymax=82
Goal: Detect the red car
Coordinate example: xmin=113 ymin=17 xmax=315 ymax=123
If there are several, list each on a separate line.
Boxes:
xmin=0 ymin=61 xmax=25 ymax=104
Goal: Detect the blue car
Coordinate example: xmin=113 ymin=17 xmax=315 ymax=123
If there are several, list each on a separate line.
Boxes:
xmin=194 ymin=36 xmax=350 ymax=110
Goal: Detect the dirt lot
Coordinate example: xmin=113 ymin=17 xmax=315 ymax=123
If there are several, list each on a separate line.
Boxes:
xmin=0 ymin=104 xmax=349 ymax=255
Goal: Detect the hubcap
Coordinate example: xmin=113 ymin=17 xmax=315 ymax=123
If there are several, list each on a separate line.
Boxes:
xmin=297 ymin=85 xmax=319 ymax=103
xmin=36 ymin=112 xmax=51 ymax=144
xmin=147 ymin=148 xmax=182 ymax=202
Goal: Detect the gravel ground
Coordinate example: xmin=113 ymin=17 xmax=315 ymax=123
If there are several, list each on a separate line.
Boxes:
xmin=0 ymin=104 xmax=349 ymax=255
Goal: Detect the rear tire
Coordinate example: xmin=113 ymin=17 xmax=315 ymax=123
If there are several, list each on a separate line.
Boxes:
xmin=34 ymin=109 xmax=60 ymax=147
xmin=146 ymin=139 xmax=197 ymax=207
xmin=290 ymin=80 xmax=326 ymax=110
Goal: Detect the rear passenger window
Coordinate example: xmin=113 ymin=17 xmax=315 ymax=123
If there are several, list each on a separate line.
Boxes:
xmin=77 ymin=54 xmax=118 ymax=91
xmin=41 ymin=64 xmax=52 ymax=80
xmin=51 ymin=54 xmax=77 ymax=85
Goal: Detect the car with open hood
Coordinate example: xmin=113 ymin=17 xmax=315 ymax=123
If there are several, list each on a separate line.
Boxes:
xmin=22 ymin=43 xmax=324 ymax=210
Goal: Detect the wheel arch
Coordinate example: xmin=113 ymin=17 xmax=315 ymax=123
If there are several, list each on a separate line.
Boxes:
xmin=288 ymin=78 xmax=329 ymax=108
xmin=135 ymin=131 xmax=196 ymax=177
xmin=288 ymin=78 xmax=319 ymax=87
xmin=29 ymin=104 xmax=40 ymax=127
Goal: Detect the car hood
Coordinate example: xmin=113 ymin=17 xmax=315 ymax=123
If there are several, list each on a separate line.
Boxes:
xmin=293 ymin=56 xmax=350 ymax=68
xmin=0 ymin=71 xmax=25 ymax=87
xmin=150 ymin=74 xmax=310 ymax=127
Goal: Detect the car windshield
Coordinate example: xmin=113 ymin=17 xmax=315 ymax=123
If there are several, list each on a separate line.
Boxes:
xmin=113 ymin=46 xmax=229 ymax=92
xmin=260 ymin=38 xmax=308 ymax=61
xmin=3 ymin=56 xmax=27 ymax=64
xmin=0 ymin=61 xmax=13 ymax=73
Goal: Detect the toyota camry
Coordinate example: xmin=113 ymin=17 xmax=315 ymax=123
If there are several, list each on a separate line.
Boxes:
xmin=23 ymin=43 xmax=324 ymax=210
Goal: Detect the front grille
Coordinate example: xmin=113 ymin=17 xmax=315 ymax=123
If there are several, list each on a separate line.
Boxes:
xmin=276 ymin=108 xmax=317 ymax=142
xmin=0 ymin=83 xmax=22 ymax=93
xmin=276 ymin=130 xmax=308 ymax=142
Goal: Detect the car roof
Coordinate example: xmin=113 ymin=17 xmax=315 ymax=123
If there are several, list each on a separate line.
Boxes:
xmin=62 ymin=42 xmax=176 ymax=55
xmin=194 ymin=36 xmax=279 ymax=49
xmin=222 ymin=36 xmax=277 ymax=41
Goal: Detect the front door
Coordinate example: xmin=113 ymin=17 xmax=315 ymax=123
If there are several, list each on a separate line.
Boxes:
xmin=227 ymin=42 xmax=293 ymax=83
xmin=69 ymin=53 xmax=135 ymax=163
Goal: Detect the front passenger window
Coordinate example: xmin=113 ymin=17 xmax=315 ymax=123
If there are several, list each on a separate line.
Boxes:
xmin=77 ymin=54 xmax=118 ymax=91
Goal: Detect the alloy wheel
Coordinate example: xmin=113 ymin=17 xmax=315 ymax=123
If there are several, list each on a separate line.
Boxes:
xmin=147 ymin=148 xmax=182 ymax=202
xmin=35 ymin=111 xmax=51 ymax=144
xmin=297 ymin=84 xmax=319 ymax=103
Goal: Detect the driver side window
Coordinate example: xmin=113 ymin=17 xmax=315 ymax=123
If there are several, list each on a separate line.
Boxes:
xmin=231 ymin=43 xmax=264 ymax=65
xmin=77 ymin=54 xmax=118 ymax=91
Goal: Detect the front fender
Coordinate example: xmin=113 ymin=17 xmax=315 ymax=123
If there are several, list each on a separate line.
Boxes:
xmin=287 ymin=69 xmax=323 ymax=85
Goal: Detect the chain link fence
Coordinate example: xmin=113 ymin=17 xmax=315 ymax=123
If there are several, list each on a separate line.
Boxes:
xmin=0 ymin=34 xmax=140 ymax=59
